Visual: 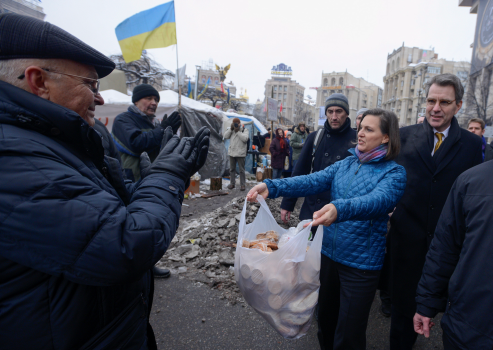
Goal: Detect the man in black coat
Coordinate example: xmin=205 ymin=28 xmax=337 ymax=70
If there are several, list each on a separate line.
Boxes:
xmin=467 ymin=117 xmax=493 ymax=162
xmin=280 ymin=93 xmax=356 ymax=225
xmin=388 ymin=73 xmax=482 ymax=349
xmin=413 ymin=161 xmax=493 ymax=348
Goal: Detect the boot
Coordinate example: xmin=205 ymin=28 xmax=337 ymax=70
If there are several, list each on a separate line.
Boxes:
xmin=227 ymin=183 xmax=235 ymax=189
xmin=240 ymin=185 xmax=245 ymax=191
xmin=153 ymin=266 xmax=171 ymax=278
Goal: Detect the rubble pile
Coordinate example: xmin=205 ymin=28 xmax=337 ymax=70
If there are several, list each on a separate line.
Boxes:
xmin=158 ymin=196 xmax=302 ymax=304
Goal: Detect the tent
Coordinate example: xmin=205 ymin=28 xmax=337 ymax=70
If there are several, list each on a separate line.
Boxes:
xmin=97 ymin=89 xmax=229 ymax=180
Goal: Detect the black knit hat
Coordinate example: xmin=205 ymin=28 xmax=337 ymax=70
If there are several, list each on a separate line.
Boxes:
xmin=0 ymin=13 xmax=115 ymax=78
xmin=325 ymin=93 xmax=349 ymax=115
xmin=132 ymin=84 xmax=160 ymax=104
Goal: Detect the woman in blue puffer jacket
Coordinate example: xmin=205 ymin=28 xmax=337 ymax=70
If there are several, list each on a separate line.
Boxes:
xmin=247 ymin=108 xmax=406 ymax=350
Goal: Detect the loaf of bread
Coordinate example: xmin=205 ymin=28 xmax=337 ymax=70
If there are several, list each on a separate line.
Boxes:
xmin=256 ymin=230 xmax=279 ymax=242
xmin=242 ymin=239 xmax=250 ymax=248
xmin=280 ymin=310 xmax=312 ymax=326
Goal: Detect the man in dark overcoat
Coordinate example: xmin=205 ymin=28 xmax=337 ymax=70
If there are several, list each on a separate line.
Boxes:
xmin=388 ymin=73 xmax=482 ymax=349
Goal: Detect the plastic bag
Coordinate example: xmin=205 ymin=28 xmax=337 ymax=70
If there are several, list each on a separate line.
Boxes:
xmin=234 ymin=195 xmax=323 ymax=339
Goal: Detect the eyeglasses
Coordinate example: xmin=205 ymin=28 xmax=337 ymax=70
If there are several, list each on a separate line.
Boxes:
xmin=18 ymin=68 xmax=100 ymax=95
xmin=426 ymin=98 xmax=456 ymax=109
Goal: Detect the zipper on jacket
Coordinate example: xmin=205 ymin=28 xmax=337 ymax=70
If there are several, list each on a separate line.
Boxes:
xmin=333 ymin=161 xmax=362 ymax=258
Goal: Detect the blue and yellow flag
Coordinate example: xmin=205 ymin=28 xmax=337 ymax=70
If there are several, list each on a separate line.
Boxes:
xmin=115 ymin=1 xmax=177 ymax=63
xmin=188 ymin=79 xmax=193 ymax=99
xmin=197 ymin=77 xmax=210 ymax=100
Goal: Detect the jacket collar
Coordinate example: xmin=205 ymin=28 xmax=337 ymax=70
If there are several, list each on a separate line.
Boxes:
xmin=0 ymin=80 xmax=104 ymax=168
xmin=324 ymin=117 xmax=351 ymax=135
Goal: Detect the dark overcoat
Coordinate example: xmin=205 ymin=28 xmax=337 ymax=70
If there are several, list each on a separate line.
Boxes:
xmin=389 ymin=117 xmax=482 ymax=317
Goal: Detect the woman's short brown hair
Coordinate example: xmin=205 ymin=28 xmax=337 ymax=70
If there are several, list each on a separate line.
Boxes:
xmin=359 ymin=108 xmax=401 ymax=160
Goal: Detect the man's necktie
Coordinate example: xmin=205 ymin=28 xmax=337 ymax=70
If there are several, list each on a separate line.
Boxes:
xmin=434 ymin=132 xmax=444 ymax=153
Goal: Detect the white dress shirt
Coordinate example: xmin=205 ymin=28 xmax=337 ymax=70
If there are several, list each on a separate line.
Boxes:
xmin=431 ymin=125 xmax=450 ymax=156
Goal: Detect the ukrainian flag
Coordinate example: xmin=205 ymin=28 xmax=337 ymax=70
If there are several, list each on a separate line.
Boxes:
xmin=115 ymin=1 xmax=177 ymax=63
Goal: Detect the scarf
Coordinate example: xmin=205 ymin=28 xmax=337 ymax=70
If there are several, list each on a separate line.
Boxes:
xmin=129 ymin=105 xmax=155 ymax=124
xmin=355 ymin=143 xmax=388 ymax=163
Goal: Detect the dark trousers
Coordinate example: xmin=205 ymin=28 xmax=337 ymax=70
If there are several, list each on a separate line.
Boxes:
xmin=229 ymin=156 xmax=245 ymax=187
xmin=389 ymin=306 xmax=418 ymax=350
xmin=317 ymin=254 xmax=381 ymax=350
xmin=442 ymin=331 xmax=462 ymax=350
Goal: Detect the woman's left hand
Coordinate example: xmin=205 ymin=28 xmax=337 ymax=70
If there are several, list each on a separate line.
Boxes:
xmin=304 ymin=204 xmax=338 ymax=228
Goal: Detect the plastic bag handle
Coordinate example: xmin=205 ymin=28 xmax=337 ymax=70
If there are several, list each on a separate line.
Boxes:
xmin=256 ymin=194 xmax=277 ymax=222
xmin=238 ymin=197 xmax=248 ymax=242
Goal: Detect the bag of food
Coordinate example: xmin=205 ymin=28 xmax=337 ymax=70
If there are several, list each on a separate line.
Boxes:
xmin=234 ymin=195 xmax=323 ymax=339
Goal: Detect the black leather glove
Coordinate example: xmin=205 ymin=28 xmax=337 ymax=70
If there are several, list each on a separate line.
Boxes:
xmin=161 ymin=111 xmax=182 ymax=134
xmin=139 ymin=152 xmax=152 ymax=180
xmin=190 ymin=126 xmax=210 ymax=175
xmin=148 ymin=131 xmax=197 ymax=182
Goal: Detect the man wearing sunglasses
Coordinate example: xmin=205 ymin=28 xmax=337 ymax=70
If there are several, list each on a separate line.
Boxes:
xmin=0 ymin=13 xmax=209 ymax=350
xmin=388 ymin=73 xmax=482 ymax=349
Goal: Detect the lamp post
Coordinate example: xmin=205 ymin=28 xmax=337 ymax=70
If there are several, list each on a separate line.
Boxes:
xmin=194 ymin=65 xmax=201 ymax=100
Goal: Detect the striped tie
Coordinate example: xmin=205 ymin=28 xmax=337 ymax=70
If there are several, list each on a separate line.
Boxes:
xmin=434 ymin=132 xmax=444 ymax=153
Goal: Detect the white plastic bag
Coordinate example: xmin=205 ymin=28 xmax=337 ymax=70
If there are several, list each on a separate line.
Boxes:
xmin=234 ymin=195 xmax=323 ymax=339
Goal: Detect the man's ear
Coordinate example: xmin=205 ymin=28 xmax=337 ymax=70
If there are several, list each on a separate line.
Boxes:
xmin=23 ymin=66 xmax=51 ymax=99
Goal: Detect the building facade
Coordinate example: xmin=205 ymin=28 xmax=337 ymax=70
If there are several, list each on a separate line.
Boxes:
xmin=459 ymin=0 xmax=493 ymax=127
xmin=264 ymin=77 xmax=305 ymax=125
xmin=382 ymin=44 xmax=470 ymax=126
xmin=0 ymin=0 xmax=45 ymax=20
xmin=314 ymin=72 xmax=382 ymax=127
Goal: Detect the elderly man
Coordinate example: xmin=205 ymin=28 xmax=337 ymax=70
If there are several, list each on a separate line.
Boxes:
xmin=112 ymin=83 xmax=182 ymax=182
xmin=280 ymin=93 xmax=356 ymax=230
xmin=388 ymin=74 xmax=482 ymax=349
xmin=355 ymin=107 xmax=369 ymax=130
xmin=467 ymin=118 xmax=493 ymax=162
xmin=0 ymin=14 xmax=209 ymax=349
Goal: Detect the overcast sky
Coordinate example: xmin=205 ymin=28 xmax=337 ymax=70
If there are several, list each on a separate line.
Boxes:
xmin=42 ymin=0 xmax=478 ymax=103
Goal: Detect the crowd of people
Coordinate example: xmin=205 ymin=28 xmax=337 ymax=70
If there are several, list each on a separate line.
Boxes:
xmin=1 ymin=12 xmax=492 ymax=350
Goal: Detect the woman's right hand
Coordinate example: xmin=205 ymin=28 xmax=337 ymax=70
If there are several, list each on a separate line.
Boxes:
xmin=246 ymin=183 xmax=269 ymax=202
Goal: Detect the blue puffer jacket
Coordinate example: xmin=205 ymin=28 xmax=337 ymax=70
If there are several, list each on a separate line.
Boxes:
xmin=0 ymin=81 xmax=183 ymax=349
xmin=265 ymin=149 xmax=406 ymax=270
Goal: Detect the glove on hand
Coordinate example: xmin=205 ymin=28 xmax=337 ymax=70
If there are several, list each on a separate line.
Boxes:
xmin=139 ymin=152 xmax=152 ymax=180
xmin=190 ymin=126 xmax=210 ymax=176
xmin=149 ymin=132 xmax=197 ymax=182
xmin=161 ymin=111 xmax=182 ymax=134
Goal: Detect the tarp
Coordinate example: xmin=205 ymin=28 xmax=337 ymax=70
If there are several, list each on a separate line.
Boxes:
xmin=97 ymin=89 xmax=229 ymax=180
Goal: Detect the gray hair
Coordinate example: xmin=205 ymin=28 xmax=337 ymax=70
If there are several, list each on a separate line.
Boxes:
xmin=425 ymin=73 xmax=464 ymax=104
xmin=0 ymin=58 xmax=62 ymax=88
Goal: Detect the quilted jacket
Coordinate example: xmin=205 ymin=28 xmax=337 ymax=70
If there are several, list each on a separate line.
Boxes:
xmin=265 ymin=149 xmax=407 ymax=270
xmin=0 ymin=81 xmax=183 ymax=349
xmin=224 ymin=127 xmax=249 ymax=158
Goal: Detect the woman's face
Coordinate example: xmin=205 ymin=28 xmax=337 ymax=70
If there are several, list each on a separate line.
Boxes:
xmin=277 ymin=129 xmax=284 ymax=137
xmin=357 ymin=115 xmax=389 ymax=152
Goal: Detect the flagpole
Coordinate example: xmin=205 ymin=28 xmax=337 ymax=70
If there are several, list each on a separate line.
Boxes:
xmin=174 ymin=0 xmax=181 ymax=109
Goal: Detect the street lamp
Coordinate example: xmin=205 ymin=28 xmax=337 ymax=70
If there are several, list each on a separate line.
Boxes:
xmin=194 ymin=65 xmax=201 ymax=100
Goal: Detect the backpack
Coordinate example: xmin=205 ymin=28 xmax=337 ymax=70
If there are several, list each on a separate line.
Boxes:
xmin=310 ymin=128 xmax=324 ymax=173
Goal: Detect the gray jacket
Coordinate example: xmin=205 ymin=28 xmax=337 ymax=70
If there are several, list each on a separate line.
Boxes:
xmin=290 ymin=127 xmax=308 ymax=161
xmin=224 ymin=127 xmax=249 ymax=157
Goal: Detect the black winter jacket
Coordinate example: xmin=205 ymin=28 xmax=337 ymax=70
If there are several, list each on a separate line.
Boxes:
xmin=389 ymin=117 xmax=482 ymax=317
xmin=416 ymin=161 xmax=493 ymax=348
xmin=111 ymin=108 xmax=164 ymax=181
xmin=0 ymin=82 xmax=183 ymax=349
xmin=94 ymin=118 xmax=121 ymax=163
xmin=280 ymin=118 xmax=356 ymax=220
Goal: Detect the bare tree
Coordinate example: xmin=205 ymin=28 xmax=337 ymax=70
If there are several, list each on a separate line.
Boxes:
xmin=463 ymin=68 xmax=493 ymax=125
xmin=109 ymin=53 xmax=175 ymax=92
xmin=197 ymin=87 xmax=226 ymax=108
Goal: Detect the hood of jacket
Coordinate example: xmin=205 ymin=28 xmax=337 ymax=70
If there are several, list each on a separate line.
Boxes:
xmin=294 ymin=126 xmax=306 ymax=135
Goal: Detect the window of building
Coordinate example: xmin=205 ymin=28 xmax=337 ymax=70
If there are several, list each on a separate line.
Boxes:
xmin=401 ymin=81 xmax=404 ymax=87
xmin=408 ymin=54 xmax=412 ymax=63
xmin=331 ymin=78 xmax=336 ymax=85
xmin=339 ymin=77 xmax=344 ymax=85
xmin=273 ymin=93 xmax=276 ymax=98
xmin=337 ymin=90 xmax=342 ymax=93
xmin=284 ymin=86 xmax=287 ymax=92
xmin=324 ymin=78 xmax=328 ymax=86
xmin=427 ymin=66 xmax=441 ymax=74
xmin=457 ymin=71 xmax=468 ymax=80
xmin=284 ymin=93 xmax=287 ymax=99
xmin=273 ymin=86 xmax=277 ymax=91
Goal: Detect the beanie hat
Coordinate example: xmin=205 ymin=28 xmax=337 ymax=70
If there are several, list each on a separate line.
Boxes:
xmin=325 ymin=93 xmax=349 ymax=115
xmin=132 ymin=84 xmax=160 ymax=104
xmin=356 ymin=108 xmax=369 ymax=117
